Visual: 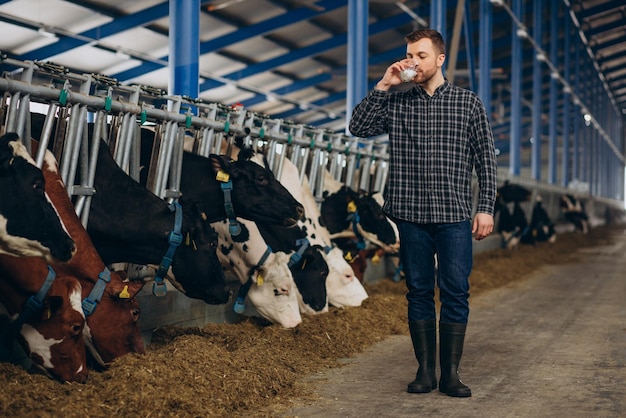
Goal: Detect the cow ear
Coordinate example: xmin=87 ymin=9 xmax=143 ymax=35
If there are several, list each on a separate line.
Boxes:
xmin=42 ymin=296 xmax=63 ymax=320
xmin=209 ymin=154 xmax=231 ymax=175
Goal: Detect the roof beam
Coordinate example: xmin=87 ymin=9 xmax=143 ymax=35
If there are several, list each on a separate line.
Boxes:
xmin=16 ymin=1 xmax=169 ymax=62
xmin=577 ymin=0 xmax=625 ymax=20
xmin=197 ymin=11 xmax=412 ymax=92
xmin=113 ymin=0 xmax=346 ymax=81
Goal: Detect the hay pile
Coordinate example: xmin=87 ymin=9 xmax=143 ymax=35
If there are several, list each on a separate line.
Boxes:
xmin=0 ymin=226 xmax=618 ymax=417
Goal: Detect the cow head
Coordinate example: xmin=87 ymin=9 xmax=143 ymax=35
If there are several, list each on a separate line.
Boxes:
xmin=20 ymin=275 xmax=88 ymax=383
xmin=323 ymin=247 xmax=368 ymax=308
xmin=0 ymin=132 xmax=75 ymax=263
xmin=169 ymin=204 xmax=231 ymax=304
xmin=208 ymin=151 xmax=304 ymax=227
xmin=291 ymin=246 xmax=329 ymax=314
xmin=214 ymin=219 xmax=301 ymax=328
xmin=246 ymin=252 xmax=302 ymax=328
xmin=82 ymin=272 xmax=145 ymax=366
xmin=354 ymin=190 xmax=398 ymax=249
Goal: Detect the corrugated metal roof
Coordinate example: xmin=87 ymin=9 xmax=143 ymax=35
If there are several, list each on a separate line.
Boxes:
xmin=0 ymin=0 xmax=624 ymax=137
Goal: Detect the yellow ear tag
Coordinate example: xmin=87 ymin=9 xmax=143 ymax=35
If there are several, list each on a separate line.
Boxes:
xmin=119 ymin=285 xmax=131 ymax=299
xmin=256 ymin=274 xmax=264 ymax=286
xmin=347 ymin=201 xmax=357 ymax=213
xmin=344 ymin=252 xmax=353 ymax=262
xmin=185 ymin=232 xmax=191 ymax=246
xmin=45 ymin=306 xmax=51 ymax=320
xmin=371 ymin=253 xmax=381 ymax=265
xmin=216 ymin=170 xmax=230 ymax=183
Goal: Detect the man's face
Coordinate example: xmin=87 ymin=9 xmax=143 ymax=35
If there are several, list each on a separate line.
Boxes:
xmin=405 ymin=38 xmax=445 ymax=85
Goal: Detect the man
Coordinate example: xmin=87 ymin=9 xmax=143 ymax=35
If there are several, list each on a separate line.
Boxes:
xmin=349 ymin=29 xmax=497 ymax=398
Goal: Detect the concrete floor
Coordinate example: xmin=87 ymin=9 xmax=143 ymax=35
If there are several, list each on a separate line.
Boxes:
xmin=282 ymin=228 xmax=626 ymax=418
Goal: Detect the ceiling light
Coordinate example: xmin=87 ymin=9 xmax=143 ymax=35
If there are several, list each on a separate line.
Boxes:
xmin=38 ymin=28 xmax=57 ymax=39
xmin=536 ymin=52 xmax=546 ymax=62
xmin=489 ymin=0 xmax=505 ymax=6
xmin=516 ymin=28 xmax=528 ymax=39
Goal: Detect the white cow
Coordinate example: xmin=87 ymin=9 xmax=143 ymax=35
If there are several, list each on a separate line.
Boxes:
xmin=211 ymin=218 xmax=302 ymax=328
xmin=278 ymin=158 xmax=368 ymax=308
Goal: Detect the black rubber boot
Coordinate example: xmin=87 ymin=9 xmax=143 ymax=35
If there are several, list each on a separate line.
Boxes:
xmin=439 ymin=322 xmax=472 ymax=398
xmin=407 ymin=319 xmax=437 ymax=393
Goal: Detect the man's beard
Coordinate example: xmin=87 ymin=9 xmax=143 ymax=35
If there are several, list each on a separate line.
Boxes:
xmin=415 ymin=67 xmax=438 ymax=85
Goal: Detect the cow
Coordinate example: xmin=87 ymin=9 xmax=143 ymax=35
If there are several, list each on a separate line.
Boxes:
xmin=29 ymin=112 xmax=230 ymax=305
xmin=37 ymin=150 xmax=146 ymax=366
xmin=0 ymin=132 xmax=75 ymax=263
xmin=0 ymin=149 xmax=145 ymax=381
xmin=321 ymin=171 xmax=397 ymax=252
xmin=286 ymin=170 xmax=369 ymax=308
xmin=256 ymin=222 xmax=330 ymax=314
xmin=528 ymin=196 xmax=556 ymax=243
xmin=85 ymin=138 xmax=230 ymax=305
xmin=0 ymin=268 xmax=88 ymax=383
xmin=140 ymin=128 xmax=305 ymax=228
xmin=212 ymin=218 xmax=302 ymax=328
xmin=495 ymin=196 xmax=524 ymax=250
xmin=560 ymin=194 xmax=589 ymax=234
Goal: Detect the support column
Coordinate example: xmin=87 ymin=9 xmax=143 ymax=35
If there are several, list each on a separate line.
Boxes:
xmin=531 ymin=0 xmax=543 ymax=181
xmin=478 ymin=0 xmax=492 ymax=112
xmin=548 ymin=0 xmax=558 ymax=184
xmin=509 ymin=0 xmax=523 ymax=177
xmin=346 ymin=0 xmax=369 ymax=135
xmin=169 ymin=0 xmax=200 ymax=105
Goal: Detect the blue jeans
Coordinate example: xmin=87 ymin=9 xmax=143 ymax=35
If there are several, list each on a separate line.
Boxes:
xmin=398 ymin=220 xmax=473 ymax=324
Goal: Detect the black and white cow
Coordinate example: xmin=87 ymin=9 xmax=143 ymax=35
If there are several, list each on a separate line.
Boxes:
xmin=212 ymin=217 xmax=302 ymax=328
xmin=86 ymin=140 xmax=231 ymax=304
xmin=29 ymin=114 xmax=230 ymax=304
xmin=560 ymin=194 xmax=589 ymax=234
xmin=495 ymin=197 xmax=525 ymax=249
xmin=528 ymin=197 xmax=556 ymax=243
xmin=321 ymin=171 xmax=397 ymax=252
xmin=0 ymin=132 xmax=75 ymax=263
xmin=140 ymin=130 xmax=305 ymax=228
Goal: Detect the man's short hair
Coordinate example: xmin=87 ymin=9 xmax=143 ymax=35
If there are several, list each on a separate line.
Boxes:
xmin=405 ymin=29 xmax=445 ymax=55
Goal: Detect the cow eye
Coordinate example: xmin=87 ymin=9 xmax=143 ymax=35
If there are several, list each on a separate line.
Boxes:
xmin=33 ymin=180 xmax=45 ymax=193
xmin=256 ymin=175 xmax=268 ymax=185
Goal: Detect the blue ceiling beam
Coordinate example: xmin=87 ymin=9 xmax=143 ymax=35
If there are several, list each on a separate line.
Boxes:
xmin=198 ymin=11 xmax=413 ymax=92
xmin=239 ymin=73 xmax=333 ymax=107
xmin=114 ymin=0 xmax=346 ymax=81
xmin=17 ymin=1 xmax=170 ymax=62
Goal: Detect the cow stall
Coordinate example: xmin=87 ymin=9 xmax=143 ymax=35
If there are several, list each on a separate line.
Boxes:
xmin=0 ymin=57 xmax=392 ymax=343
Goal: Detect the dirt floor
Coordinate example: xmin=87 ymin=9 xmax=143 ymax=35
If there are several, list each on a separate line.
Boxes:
xmin=0 ymin=225 xmax=619 ymax=418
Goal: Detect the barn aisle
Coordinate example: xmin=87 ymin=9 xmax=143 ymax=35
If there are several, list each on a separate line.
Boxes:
xmin=282 ymin=228 xmax=626 ymax=418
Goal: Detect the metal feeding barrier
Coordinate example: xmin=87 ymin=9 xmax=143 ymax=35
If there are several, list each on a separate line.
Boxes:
xmin=0 ymin=55 xmax=391 ymax=226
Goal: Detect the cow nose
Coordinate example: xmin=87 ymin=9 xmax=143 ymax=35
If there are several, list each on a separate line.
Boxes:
xmin=51 ymin=238 xmax=76 ymax=263
xmin=296 ymin=205 xmax=305 ymax=220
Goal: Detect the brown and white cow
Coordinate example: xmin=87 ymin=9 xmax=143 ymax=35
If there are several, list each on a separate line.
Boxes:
xmin=0 ymin=149 xmax=145 ymax=381
xmin=0 ymin=264 xmax=88 ymax=383
xmin=38 ymin=150 xmax=146 ymax=365
xmin=0 ymin=132 xmax=75 ymax=263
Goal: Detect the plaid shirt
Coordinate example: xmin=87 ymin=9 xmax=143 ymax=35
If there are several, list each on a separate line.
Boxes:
xmin=349 ymin=81 xmax=497 ymax=224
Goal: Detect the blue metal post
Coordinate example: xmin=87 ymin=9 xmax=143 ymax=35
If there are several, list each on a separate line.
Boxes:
xmin=509 ymin=0 xmax=523 ymax=177
xmin=463 ymin=3 xmax=476 ymax=92
xmin=346 ymin=0 xmax=369 ymax=135
xmin=572 ymin=33 xmax=580 ymax=182
xmin=430 ymin=1 xmax=446 ymax=41
xmin=169 ymin=0 xmax=200 ymax=104
xmin=478 ymin=0 xmax=492 ymax=113
xmin=561 ymin=9 xmax=571 ymax=187
xmin=531 ymin=0 xmax=543 ymax=181
xmin=548 ymin=0 xmax=558 ymax=184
